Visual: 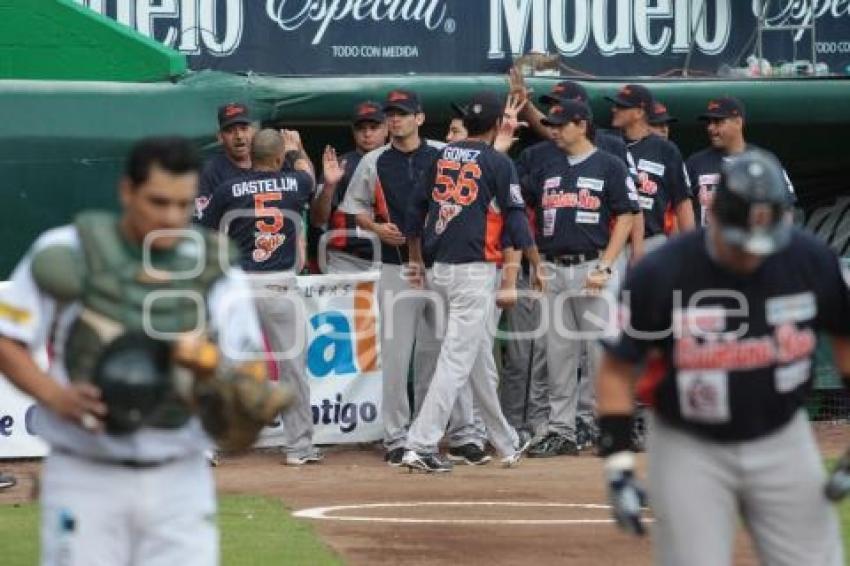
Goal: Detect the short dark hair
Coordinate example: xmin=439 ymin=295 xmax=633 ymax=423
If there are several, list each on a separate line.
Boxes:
xmin=125 ymin=136 xmax=200 ymax=186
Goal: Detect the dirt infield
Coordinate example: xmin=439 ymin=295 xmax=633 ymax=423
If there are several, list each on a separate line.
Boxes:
xmin=2 ymin=422 xmax=848 ymax=565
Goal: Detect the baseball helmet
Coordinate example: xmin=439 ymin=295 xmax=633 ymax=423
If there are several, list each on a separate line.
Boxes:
xmin=91 ymin=332 xmax=172 ymax=434
xmin=712 ymin=149 xmax=791 ymax=256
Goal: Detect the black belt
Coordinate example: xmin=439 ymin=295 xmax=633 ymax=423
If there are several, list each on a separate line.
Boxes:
xmin=545 ymin=250 xmax=600 ymax=267
xmin=54 ymin=447 xmax=180 ymax=469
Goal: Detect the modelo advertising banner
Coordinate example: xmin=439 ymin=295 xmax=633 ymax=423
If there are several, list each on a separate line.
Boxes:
xmin=75 ymin=1 xmax=850 ymax=77
xmin=0 ymin=272 xmax=383 ymax=459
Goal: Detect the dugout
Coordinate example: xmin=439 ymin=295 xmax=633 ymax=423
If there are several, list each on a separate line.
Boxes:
xmin=1 ymin=0 xmax=849 ymax=400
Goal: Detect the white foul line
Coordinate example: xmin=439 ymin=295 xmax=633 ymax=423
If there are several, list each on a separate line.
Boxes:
xmin=292 ymin=501 xmax=648 ymax=525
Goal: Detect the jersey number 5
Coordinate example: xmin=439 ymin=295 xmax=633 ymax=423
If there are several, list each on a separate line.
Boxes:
xmin=254 ymin=192 xmax=284 ymax=233
xmin=433 ymin=159 xmax=481 ymax=206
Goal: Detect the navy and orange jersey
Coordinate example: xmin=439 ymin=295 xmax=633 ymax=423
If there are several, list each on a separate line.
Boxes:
xmin=319 ymin=149 xmax=375 ymax=259
xmin=199 ymin=169 xmax=314 ymax=272
xmin=603 ymin=228 xmax=850 ymax=442
xmin=521 ymin=148 xmax=639 ymax=257
xmin=624 ymin=133 xmax=692 ymax=237
xmin=195 ymin=152 xmax=250 ymax=220
xmin=516 ymin=129 xmax=630 ymax=185
xmin=339 ymin=140 xmax=444 ymax=265
xmin=686 ymin=144 xmax=796 ymax=228
xmin=405 ymin=140 xmax=531 ymax=265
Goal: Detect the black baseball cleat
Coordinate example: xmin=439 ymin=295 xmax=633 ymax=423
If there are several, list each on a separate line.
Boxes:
xmin=447 ymin=443 xmax=492 ymax=466
xmin=576 ymin=420 xmax=598 ymax=451
xmin=401 ymin=450 xmax=453 ymax=473
xmin=527 ymin=433 xmax=579 ymax=458
xmin=385 ymin=447 xmax=405 ymax=467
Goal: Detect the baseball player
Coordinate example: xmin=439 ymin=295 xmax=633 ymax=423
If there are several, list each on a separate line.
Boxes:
xmin=609 ymin=84 xmax=694 ymax=258
xmin=338 ymin=89 xmax=452 ymax=466
xmin=409 ymin=94 xmax=532 ymax=465
xmin=519 ymin=100 xmax=639 ymax=458
xmin=648 ymin=101 xmax=677 ymax=140
xmin=506 ymin=75 xmax=643 ymax=448
xmin=686 ymin=97 xmax=795 ymax=228
xmin=195 ymin=103 xmax=255 ymax=217
xmin=597 ymin=149 xmax=850 ymax=566
xmin=311 ymin=101 xmax=388 ymax=273
xmin=402 ymin=91 xmax=543 ymax=472
xmin=509 ymin=72 xmax=632 ymax=167
xmin=446 ymin=103 xmax=468 ymax=143
xmin=199 ymin=129 xmax=321 ymax=466
xmin=0 ymin=137 xmax=268 ymax=565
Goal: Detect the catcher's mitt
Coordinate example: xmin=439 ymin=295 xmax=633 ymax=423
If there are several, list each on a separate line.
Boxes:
xmin=175 ymin=338 xmax=293 ymax=451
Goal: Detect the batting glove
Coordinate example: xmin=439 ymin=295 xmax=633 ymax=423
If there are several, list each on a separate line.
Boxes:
xmin=605 ymin=451 xmax=647 ymax=536
xmin=825 ymin=448 xmax=850 ymax=502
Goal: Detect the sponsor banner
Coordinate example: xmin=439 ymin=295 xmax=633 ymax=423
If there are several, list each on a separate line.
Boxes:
xmin=74 ymin=1 xmax=850 ymax=77
xmin=258 ymin=272 xmax=383 ymax=446
xmin=0 ymin=272 xmax=383 ymax=459
xmin=0 ymin=378 xmax=48 ymax=458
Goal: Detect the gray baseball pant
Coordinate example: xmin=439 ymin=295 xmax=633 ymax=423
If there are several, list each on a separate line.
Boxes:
xmin=544 ymin=260 xmax=618 ymax=442
xmin=326 ymin=249 xmax=376 ymax=274
xmin=413 ymin=295 xmax=487 ymax=449
xmin=253 ymin=282 xmax=314 ymax=458
xmin=378 ymin=263 xmax=431 ymax=451
xmin=498 ymin=270 xmax=549 ymax=436
xmin=575 ymin=253 xmax=627 ymax=431
xmin=647 ymin=411 xmax=842 ymax=566
xmin=406 ymin=263 xmax=519 ymax=457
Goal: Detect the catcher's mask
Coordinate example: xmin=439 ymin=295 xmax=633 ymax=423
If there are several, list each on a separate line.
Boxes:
xmin=712 ymin=149 xmax=791 ymax=256
xmin=91 ymin=332 xmax=172 ymax=434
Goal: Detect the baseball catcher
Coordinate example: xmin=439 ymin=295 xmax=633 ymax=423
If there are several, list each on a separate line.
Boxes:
xmin=29 ymin=211 xmax=290 ymax=450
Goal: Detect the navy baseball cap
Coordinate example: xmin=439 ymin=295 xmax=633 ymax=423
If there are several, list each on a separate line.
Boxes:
xmin=699 ymin=97 xmax=745 ymax=120
xmin=649 ymin=101 xmax=678 ymax=125
xmin=541 ymin=100 xmax=593 ymax=127
xmin=352 ymin=101 xmax=385 ymax=125
xmin=539 ymin=80 xmax=589 ymax=106
xmin=217 ymin=102 xmax=252 ymax=129
xmin=383 ymin=89 xmax=422 ymax=114
xmin=606 ymin=84 xmax=654 ymax=110
xmin=455 ymin=91 xmax=504 ymax=134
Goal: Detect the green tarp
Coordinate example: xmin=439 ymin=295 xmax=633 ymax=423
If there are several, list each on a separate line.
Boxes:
xmin=0 ymin=0 xmax=186 ymax=82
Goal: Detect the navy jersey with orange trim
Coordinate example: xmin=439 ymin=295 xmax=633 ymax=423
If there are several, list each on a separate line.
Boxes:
xmin=320 ymin=149 xmax=375 ymax=259
xmin=199 ymin=169 xmax=314 ymax=272
xmin=685 ymin=144 xmax=796 ymax=228
xmin=522 ymin=149 xmax=639 ymax=256
xmin=602 ymin=229 xmax=850 ymax=442
xmin=339 ymin=140 xmax=443 ymax=265
xmin=407 ymin=140 xmax=528 ymax=265
xmin=625 ymin=133 xmax=692 ymax=237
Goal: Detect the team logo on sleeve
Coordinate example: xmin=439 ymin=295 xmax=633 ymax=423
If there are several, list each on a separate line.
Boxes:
xmin=252 ymin=232 xmax=285 ymax=262
xmin=509 ymin=184 xmax=524 ymax=205
xmin=435 ymin=202 xmax=462 ymax=235
xmin=194 ymin=196 xmax=210 ymax=220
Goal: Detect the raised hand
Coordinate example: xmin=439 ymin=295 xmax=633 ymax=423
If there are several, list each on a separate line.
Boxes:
xmin=280 ymin=129 xmax=304 ymax=153
xmin=322 ymin=145 xmax=345 ymax=186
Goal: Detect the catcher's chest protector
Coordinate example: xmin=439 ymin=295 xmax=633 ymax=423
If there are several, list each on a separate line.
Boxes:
xmin=31 ymin=211 xmax=232 ymax=429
